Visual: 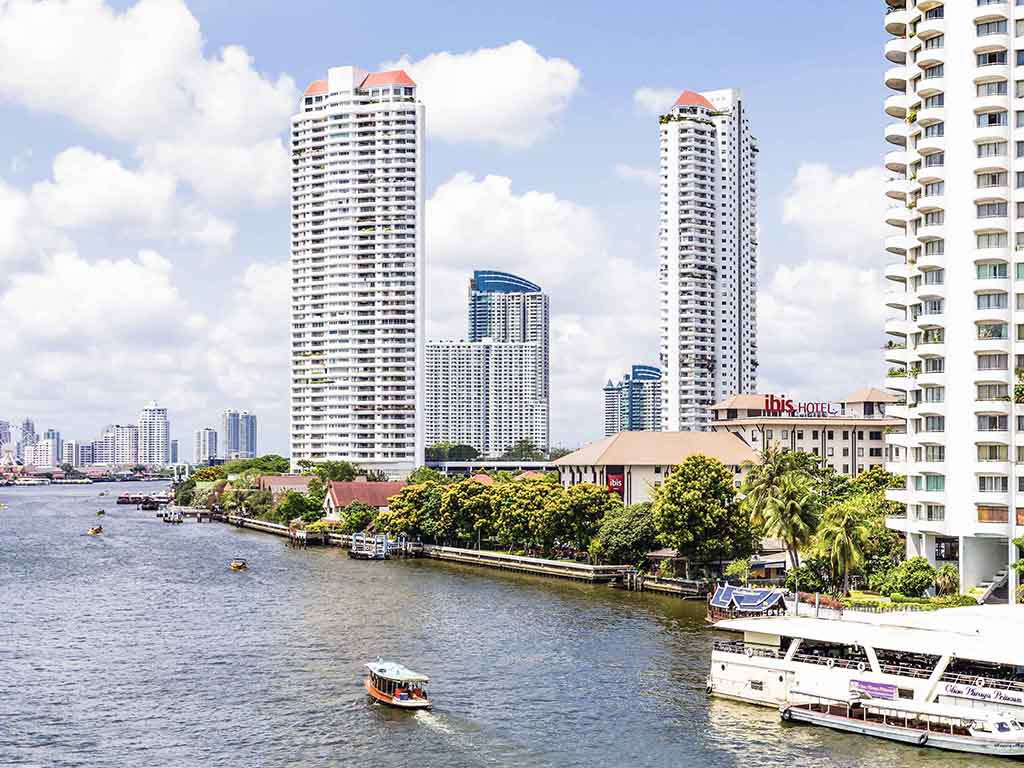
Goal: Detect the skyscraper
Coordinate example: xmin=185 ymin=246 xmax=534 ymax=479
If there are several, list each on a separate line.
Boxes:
xmin=170 ymin=439 xmax=179 ymax=464
xmin=658 ymin=89 xmax=758 ymax=432
xmin=194 ymin=428 xmax=218 ymax=464
xmin=239 ymin=411 xmax=257 ymax=459
xmin=221 ymin=409 xmax=240 ymax=459
xmin=604 ymin=365 xmax=663 ymax=436
xmin=137 ymin=401 xmax=170 ymax=466
xmin=62 ymin=440 xmax=80 ymax=467
xmin=881 ymin=1 xmax=1018 ymax=599
xmin=0 ymin=420 xmax=10 ymax=449
xmin=290 ymin=65 xmax=424 ymax=475
xmin=19 ymin=418 xmax=36 ymax=458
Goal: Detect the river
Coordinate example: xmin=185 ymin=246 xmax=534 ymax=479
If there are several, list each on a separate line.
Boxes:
xmin=0 ymin=482 xmax=1005 ymax=767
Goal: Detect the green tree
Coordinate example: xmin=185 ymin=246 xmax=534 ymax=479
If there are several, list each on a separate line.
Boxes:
xmin=174 ymin=476 xmax=197 ymax=505
xmin=448 ymin=444 xmax=480 ymax=461
xmin=652 ymin=455 xmax=754 ymax=573
xmin=724 ymin=557 xmax=752 ymax=585
xmin=340 ymin=500 xmax=377 ymax=533
xmin=306 ymin=477 xmax=327 ymax=508
xmin=589 ymin=502 xmax=659 ymax=566
xmin=760 ymin=472 xmax=819 ymax=572
xmin=192 ymin=466 xmax=221 ymax=482
xmin=245 ymin=490 xmax=273 ymax=519
xmin=741 ymin=445 xmax=805 ymax=532
xmin=375 ymin=482 xmax=443 ymax=538
xmin=274 ymin=491 xmax=313 ymax=524
xmin=563 ymin=483 xmax=622 ymax=552
xmin=312 ymin=461 xmax=358 ymax=483
xmin=849 ymin=465 xmax=905 ymax=496
xmin=547 ymin=446 xmax=573 ymax=461
xmin=784 ymin=557 xmax=830 ymax=593
xmin=500 ymin=439 xmax=546 ymax=461
xmin=886 ymin=556 xmax=937 ymax=598
xmin=816 ymin=495 xmax=872 ymax=595
xmin=437 ymin=479 xmax=493 ymax=544
xmin=362 ymin=469 xmax=388 ymax=482
xmin=490 ymin=482 xmax=538 ymax=550
xmin=425 ymin=442 xmax=453 ymax=462
xmin=408 ymin=467 xmax=446 ymax=484
xmin=934 ymin=564 xmax=959 ymax=596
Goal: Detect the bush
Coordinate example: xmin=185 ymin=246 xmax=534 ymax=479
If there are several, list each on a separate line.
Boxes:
xmin=884 ymin=557 xmax=937 ymax=598
xmin=934 ymin=564 xmax=959 ymax=596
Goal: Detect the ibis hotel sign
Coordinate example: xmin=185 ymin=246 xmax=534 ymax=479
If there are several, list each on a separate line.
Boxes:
xmin=763 ymin=394 xmax=842 ymax=418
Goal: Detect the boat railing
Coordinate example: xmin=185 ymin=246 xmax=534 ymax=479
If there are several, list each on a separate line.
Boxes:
xmin=792 ymin=652 xmax=868 ymax=671
xmin=940 ymin=671 xmax=1024 ymax=693
xmin=876 ymin=662 xmax=933 ymax=680
xmin=712 ymin=640 xmax=782 ymax=659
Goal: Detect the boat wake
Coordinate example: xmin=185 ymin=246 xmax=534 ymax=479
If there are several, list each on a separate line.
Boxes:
xmin=414 ymin=710 xmax=454 ymax=735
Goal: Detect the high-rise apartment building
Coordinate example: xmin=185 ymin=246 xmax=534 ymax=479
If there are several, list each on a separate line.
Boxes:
xmin=79 ymin=442 xmax=93 ymax=466
xmin=42 ymin=429 xmax=60 ymax=459
xmin=221 ymin=409 xmax=240 ymax=459
xmin=23 ymin=439 xmax=58 ymax=468
xmin=239 ymin=412 xmax=257 ymax=459
xmin=425 ymin=338 xmax=548 ymax=457
xmin=111 ymin=425 xmax=138 ymax=466
xmin=0 ymin=420 xmax=9 ymax=449
xmin=604 ymin=365 xmax=663 ymax=436
xmin=658 ymin=89 xmax=758 ymax=432
xmin=194 ymin=428 xmax=218 ymax=464
xmin=170 ymin=439 xmax=179 ymax=464
xmin=137 ymin=401 xmax=170 ymax=466
xmin=883 ymin=0 xmax=1024 ymax=600
xmin=290 ymin=66 xmax=424 ymax=475
xmin=62 ymin=440 xmax=80 ymax=467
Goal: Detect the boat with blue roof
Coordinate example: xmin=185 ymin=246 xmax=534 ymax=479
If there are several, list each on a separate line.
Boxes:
xmin=706 ymin=583 xmax=788 ymax=623
xmin=365 ymin=658 xmax=432 ymax=709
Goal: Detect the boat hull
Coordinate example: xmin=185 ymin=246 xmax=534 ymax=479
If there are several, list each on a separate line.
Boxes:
xmin=348 ymin=550 xmax=386 ymax=560
xmin=365 ymin=678 xmax=431 ymax=709
xmin=785 ymin=706 xmax=1024 ymax=757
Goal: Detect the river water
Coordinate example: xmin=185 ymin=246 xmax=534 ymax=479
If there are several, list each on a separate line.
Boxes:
xmin=0 ymin=483 xmax=1004 ymax=767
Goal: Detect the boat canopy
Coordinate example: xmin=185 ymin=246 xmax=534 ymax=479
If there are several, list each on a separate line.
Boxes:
xmin=367 ymin=661 xmax=429 ymax=683
xmin=710 ymin=584 xmax=787 ymax=612
xmin=793 ymin=690 xmax=1018 ymax=723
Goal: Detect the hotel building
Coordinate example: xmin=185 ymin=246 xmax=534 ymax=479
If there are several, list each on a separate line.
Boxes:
xmin=658 ymin=88 xmax=758 ymax=432
xmin=603 ymin=365 xmax=663 ymax=436
xmin=883 ymin=0 xmax=1024 ymax=599
xmin=138 ymin=401 xmax=170 ymax=466
xmin=290 ymin=66 xmax=424 ymax=475
xmin=710 ymin=389 xmax=902 ymax=478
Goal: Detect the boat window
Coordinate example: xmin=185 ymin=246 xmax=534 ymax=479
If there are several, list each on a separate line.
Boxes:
xmin=897 ymin=688 xmax=914 ymax=700
xmin=997 ymin=722 xmax=1012 ymax=733
xmin=750 ymin=680 xmax=764 ymax=691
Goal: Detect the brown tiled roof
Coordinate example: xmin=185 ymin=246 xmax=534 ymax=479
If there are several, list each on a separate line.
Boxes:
xmin=469 ymin=474 xmax=494 ymax=485
xmin=553 ymin=431 xmax=756 ymax=468
xmin=327 ymin=481 xmax=407 ymax=508
xmin=842 ymin=387 xmax=900 ymax=404
xmin=259 ymin=475 xmax=312 ymax=493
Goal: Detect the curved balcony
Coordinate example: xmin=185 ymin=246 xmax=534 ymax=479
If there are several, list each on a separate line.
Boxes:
xmin=975 ymin=216 xmax=1009 ymax=233
xmin=885 ymin=9 xmax=912 ymax=36
xmin=975 ymin=64 xmax=1009 ymax=84
xmin=886 ymin=233 xmax=917 ymax=254
xmin=885 ymin=93 xmax=914 ymax=119
xmin=916 ymin=400 xmax=945 ymax=417
xmin=973 ymin=155 xmax=1009 ymax=174
xmin=885 ymin=346 xmax=918 ymax=366
xmin=886 ymin=317 xmax=917 ymax=336
xmin=885 ymin=150 xmax=909 ymax=173
xmin=916 ymin=371 xmax=944 ymax=388
xmin=918 ymin=281 xmax=944 ymax=300
xmin=916 ymin=50 xmax=943 ymax=72
xmin=974 ymin=275 xmax=1010 ymax=293
xmin=885 ymin=66 xmax=908 ymax=92
xmin=917 ymin=167 xmax=943 ymax=186
xmin=886 ymin=205 xmax=915 ymax=227
xmin=975 ymin=94 xmax=1009 ymax=113
xmin=973 ymin=461 xmax=1011 ymax=478
xmin=974 ymin=186 xmax=1009 ymax=203
xmin=885 ymin=37 xmax=912 ymax=64
xmin=917 ymin=106 xmax=944 ymax=126
xmin=886 ymin=262 xmax=913 ymax=281
xmin=974 ymin=306 xmax=1010 ymax=324
xmin=916 ymin=222 xmax=943 ymax=241
xmin=974 ymin=246 xmax=1010 ymax=263
xmin=917 ymin=340 xmax=945 ymax=358
xmin=886 ymin=288 xmax=911 ymax=308
xmin=974 ymin=3 xmax=1010 ymax=22
xmin=974 ymin=34 xmax=1010 ymax=55
xmin=918 ymin=16 xmax=945 ymax=38
xmin=918 ymin=249 xmax=945 ymax=270
xmin=916 ymin=194 xmax=944 ymax=214
xmin=886 ymin=177 xmax=916 ymax=201
xmin=972 ymin=335 xmax=1011 ymax=354
xmin=917 ymin=311 xmax=945 ymax=329
xmin=917 ymin=135 xmax=945 ymax=155
xmin=885 ymin=122 xmax=908 ymax=146
xmin=918 ymin=78 xmax=944 ymax=99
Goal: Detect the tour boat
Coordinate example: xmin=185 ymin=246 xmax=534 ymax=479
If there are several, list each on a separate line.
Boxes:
xmin=365 ymin=659 xmax=432 ymax=709
xmin=707 ymin=584 xmax=788 ymax=623
xmin=229 ymin=558 xmax=248 ymax=571
xmin=707 ymin=604 xmax=1024 ymax=725
xmin=781 ymin=692 xmax=1024 ymax=757
xmin=116 ymin=493 xmax=133 ymax=505
xmin=87 ymin=525 xmax=103 ymax=536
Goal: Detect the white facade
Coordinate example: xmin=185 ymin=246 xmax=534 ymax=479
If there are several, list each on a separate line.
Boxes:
xmin=425 ymin=339 xmax=548 ymax=457
xmin=221 ymin=408 xmax=240 ymax=459
xmin=23 ymin=438 xmax=58 ymax=468
xmin=659 ymin=88 xmax=758 ymax=432
xmin=603 ymin=365 xmax=663 ymax=436
xmin=290 ymin=66 xmax=424 ymax=474
xmin=882 ymin=0 xmax=1024 ymax=599
xmin=62 ymin=440 xmax=80 ymax=467
xmin=138 ymin=401 xmax=170 ymax=466
xmin=194 ymin=428 xmax=217 ymax=464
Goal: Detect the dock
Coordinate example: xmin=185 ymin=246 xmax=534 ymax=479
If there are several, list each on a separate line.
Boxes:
xmin=424 ymin=546 xmax=631 ymax=583
xmin=619 ymin=570 xmax=710 ymax=598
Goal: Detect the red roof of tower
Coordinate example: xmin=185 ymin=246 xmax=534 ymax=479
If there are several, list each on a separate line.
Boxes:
xmin=304 ymin=79 xmax=328 ymax=96
xmin=674 ymin=90 xmax=715 ymax=109
xmin=361 ymin=69 xmax=416 ymax=88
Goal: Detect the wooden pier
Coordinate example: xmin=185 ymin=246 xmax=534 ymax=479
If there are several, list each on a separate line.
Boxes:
xmin=423 ymin=546 xmax=631 ymax=583
xmin=619 ymin=570 xmax=709 ymax=599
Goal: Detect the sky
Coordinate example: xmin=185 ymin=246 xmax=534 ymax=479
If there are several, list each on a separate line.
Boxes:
xmin=0 ymin=0 xmax=892 ymax=457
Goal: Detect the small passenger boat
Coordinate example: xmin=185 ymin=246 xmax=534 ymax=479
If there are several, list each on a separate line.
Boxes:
xmin=782 ymin=693 xmax=1024 ymax=757
xmin=229 ymin=558 xmax=248 ymax=571
xmin=365 ymin=659 xmax=431 ymax=709
xmin=96 ymin=509 xmax=105 ymax=517
xmin=116 ymin=493 xmax=133 ymax=505
xmin=87 ymin=525 xmax=103 ymax=536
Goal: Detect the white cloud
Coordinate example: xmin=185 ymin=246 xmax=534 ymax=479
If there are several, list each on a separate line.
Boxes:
xmin=427 ymin=173 xmax=657 ymax=447
xmin=385 ymin=41 xmax=580 ymax=147
xmin=0 ymin=0 xmax=297 ymax=206
xmin=614 ymin=162 xmax=658 ymax=187
xmin=758 ymin=163 xmax=889 ymax=400
xmin=633 ymin=86 xmax=678 ymax=115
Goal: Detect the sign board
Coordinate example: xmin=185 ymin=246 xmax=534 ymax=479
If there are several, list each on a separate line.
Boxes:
xmin=763 ymin=394 xmax=841 ymax=417
xmin=850 ymin=680 xmax=897 ymax=700
xmin=941 ymin=682 xmax=1024 ymax=707
xmin=606 ymin=473 xmax=624 ymax=498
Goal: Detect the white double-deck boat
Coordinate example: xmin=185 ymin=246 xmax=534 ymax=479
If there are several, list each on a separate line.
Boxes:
xmin=708 ymin=599 xmax=1024 ymax=740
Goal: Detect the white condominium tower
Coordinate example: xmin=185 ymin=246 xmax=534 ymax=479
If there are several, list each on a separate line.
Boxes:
xmin=290 ymin=66 xmax=424 ymax=475
xmin=658 ymin=89 xmax=758 ymax=432
xmin=883 ymin=0 xmax=1024 ymax=601
xmin=194 ymin=428 xmax=217 ymax=465
xmin=137 ymin=400 xmax=170 ymax=466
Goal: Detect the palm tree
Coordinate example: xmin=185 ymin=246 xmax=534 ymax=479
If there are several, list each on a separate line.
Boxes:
xmin=760 ymin=472 xmax=819 ymax=573
xmin=741 ymin=444 xmax=800 ymax=531
xmin=816 ymin=496 xmax=871 ymax=596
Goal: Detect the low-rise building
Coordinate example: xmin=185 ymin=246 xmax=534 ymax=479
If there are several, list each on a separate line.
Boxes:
xmin=709 ymin=388 xmax=902 ymax=477
xmin=553 ymin=431 xmax=757 ymax=505
xmin=258 ymin=474 xmax=313 ymax=501
xmin=322 ymin=481 xmax=408 ymax=519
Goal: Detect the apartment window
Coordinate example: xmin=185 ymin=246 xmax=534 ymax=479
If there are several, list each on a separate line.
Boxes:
xmin=857 ymin=447 xmax=864 ymax=458
xmin=1019 ymin=19 xmax=1024 ymax=36
xmin=827 ymin=431 xmax=833 ymax=439
xmin=925 ymin=33 xmax=945 ymax=49
xmin=977 ymin=81 xmax=1007 ymax=97
xmin=843 ymin=464 xmax=849 ymax=474
xmin=923 ymin=211 xmax=945 ymax=227
xmin=978 ymin=20 xmax=1008 ymax=36
xmin=978 ymin=201 xmax=1008 ymax=217
xmin=979 ymin=415 xmax=1009 ymax=431
xmin=1017 ymin=263 xmax=1024 ymax=280
xmin=1019 ymin=81 xmax=1024 ymax=99
xmin=979 ymin=445 xmax=1009 ymax=461
xmin=979 ymin=353 xmax=1009 ymax=370
xmin=924 ymin=358 xmax=944 ymax=373
xmin=922 ymin=387 xmax=944 ymax=403
xmin=979 ymin=51 xmax=1008 ymax=67
xmin=1018 ymin=446 xmax=1024 ymax=464
xmin=923 ymin=182 xmax=945 ymax=198
xmin=923 ymin=268 xmax=945 ymax=284
xmin=979 ymin=141 xmax=1007 ymax=157
xmin=843 ymin=447 xmax=850 ymax=457
xmin=812 ymin=430 xmax=819 ymax=440
xmin=924 ymin=122 xmax=945 ymax=138
xmin=924 ymin=152 xmax=944 ymax=168
xmin=781 ymin=430 xmax=789 ymax=440
xmin=977 ymin=233 xmax=1008 ymax=249
xmin=796 ymin=430 xmax=804 ymax=440
xmin=979 ymin=111 xmax=1009 ymax=128
xmin=978 ymin=172 xmax=1008 ymax=188
xmin=923 ymin=64 xmax=945 ymax=79
xmin=1017 ymin=171 xmax=1024 ymax=188
xmin=924 ymin=94 xmax=946 ymax=111
xmin=843 ymin=431 xmax=849 ymax=440
xmin=925 ymin=6 xmax=943 ymax=18
xmin=812 ymin=447 xmax=819 ymax=456
xmin=979 ymin=476 xmax=1009 ymax=492
xmin=922 ymin=298 xmax=943 ymax=314
xmin=924 ymin=415 xmax=945 ymax=432
xmin=922 ymin=328 xmax=944 ymax=343
xmin=977 ymin=292 xmax=1008 ymax=309
xmin=1019 ymin=476 xmax=1024 ymax=492
xmin=766 ymin=430 xmax=773 ymax=439
xmin=1018 ymin=323 xmax=1024 ymax=341
xmin=925 ymin=446 xmax=945 ymax=462
xmin=978 ymin=383 xmax=1009 ymax=400
xmin=926 ymin=475 xmax=946 ymax=492
xmin=827 ymin=447 xmax=834 ymax=457
xmin=925 ymin=239 xmax=944 ymax=255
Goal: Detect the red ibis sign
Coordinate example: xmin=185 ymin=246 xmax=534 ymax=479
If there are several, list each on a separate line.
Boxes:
xmin=763 ymin=394 xmax=841 ymax=417
xmin=607 ymin=473 xmax=624 ymax=498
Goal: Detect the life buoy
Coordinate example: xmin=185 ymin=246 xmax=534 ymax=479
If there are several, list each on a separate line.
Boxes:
xmin=706 ymin=685 xmax=713 ymax=695
xmin=977 ymin=677 xmax=987 ymax=688
xmin=857 ymin=662 xmax=866 ymax=672
xmin=826 ymin=658 xmax=836 ymax=669
xmin=918 ymin=732 xmax=928 ymax=746
xmin=746 ymin=648 xmax=754 ymax=658
xmin=782 ymin=706 xmax=793 ymax=722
